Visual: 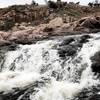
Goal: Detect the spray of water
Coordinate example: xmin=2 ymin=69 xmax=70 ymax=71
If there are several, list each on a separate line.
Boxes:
xmin=0 ymin=35 xmax=100 ymax=99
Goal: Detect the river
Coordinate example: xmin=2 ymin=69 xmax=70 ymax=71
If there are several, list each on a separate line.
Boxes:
xmin=0 ymin=34 xmax=100 ymax=100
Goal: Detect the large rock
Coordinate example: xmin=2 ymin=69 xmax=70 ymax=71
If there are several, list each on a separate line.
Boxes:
xmin=59 ymin=37 xmax=75 ymax=46
xmin=58 ymin=35 xmax=91 ymax=59
xmin=58 ymin=45 xmax=78 ymax=58
xmin=79 ymin=35 xmax=92 ymax=43
xmin=48 ymin=17 xmax=63 ymax=28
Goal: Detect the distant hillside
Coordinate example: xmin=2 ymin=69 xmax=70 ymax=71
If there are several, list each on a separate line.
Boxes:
xmin=0 ymin=2 xmax=100 ymax=31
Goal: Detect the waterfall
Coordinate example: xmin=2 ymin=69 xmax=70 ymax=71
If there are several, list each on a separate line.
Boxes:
xmin=0 ymin=34 xmax=100 ymax=100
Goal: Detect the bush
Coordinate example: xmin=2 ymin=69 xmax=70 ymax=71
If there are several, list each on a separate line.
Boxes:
xmin=0 ymin=20 xmax=15 ymax=31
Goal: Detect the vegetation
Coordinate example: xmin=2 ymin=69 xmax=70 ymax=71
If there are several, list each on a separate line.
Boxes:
xmin=0 ymin=20 xmax=15 ymax=31
xmin=88 ymin=0 xmax=100 ymax=7
xmin=31 ymin=0 xmax=38 ymax=6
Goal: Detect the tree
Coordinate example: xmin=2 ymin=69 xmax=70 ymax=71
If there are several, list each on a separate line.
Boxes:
xmin=31 ymin=0 xmax=36 ymax=6
xmin=44 ymin=0 xmax=58 ymax=9
xmin=88 ymin=2 xmax=93 ymax=7
xmin=31 ymin=0 xmax=38 ymax=6
xmin=57 ymin=0 xmax=61 ymax=2
xmin=94 ymin=0 xmax=100 ymax=7
xmin=76 ymin=2 xmax=80 ymax=5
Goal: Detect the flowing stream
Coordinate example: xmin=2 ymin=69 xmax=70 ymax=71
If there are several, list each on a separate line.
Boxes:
xmin=0 ymin=34 xmax=100 ymax=100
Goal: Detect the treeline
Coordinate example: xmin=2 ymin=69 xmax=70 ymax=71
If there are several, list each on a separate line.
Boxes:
xmin=88 ymin=0 xmax=100 ymax=7
xmin=45 ymin=0 xmax=80 ymax=9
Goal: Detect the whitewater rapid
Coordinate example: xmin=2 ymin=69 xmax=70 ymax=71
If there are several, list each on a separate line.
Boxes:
xmin=0 ymin=34 xmax=100 ymax=100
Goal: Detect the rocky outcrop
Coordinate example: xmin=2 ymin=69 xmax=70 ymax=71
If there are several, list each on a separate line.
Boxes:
xmin=8 ymin=17 xmax=65 ymax=44
xmin=58 ymin=35 xmax=91 ymax=58
xmin=0 ymin=16 xmax=99 ymax=46
xmin=48 ymin=16 xmax=100 ymax=33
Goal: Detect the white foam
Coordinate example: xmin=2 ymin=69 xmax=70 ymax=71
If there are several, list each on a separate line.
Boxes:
xmin=30 ymin=79 xmax=82 ymax=100
xmin=0 ymin=37 xmax=100 ymax=99
xmin=0 ymin=71 xmax=40 ymax=92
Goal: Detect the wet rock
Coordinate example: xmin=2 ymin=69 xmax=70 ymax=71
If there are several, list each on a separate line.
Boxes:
xmin=91 ymin=51 xmax=100 ymax=73
xmin=8 ymin=43 xmax=18 ymax=51
xmin=91 ymin=65 xmax=98 ymax=74
xmin=91 ymin=51 xmax=100 ymax=63
xmin=88 ymin=94 xmax=100 ymax=100
xmin=58 ymin=45 xmax=77 ymax=57
xmin=57 ymin=35 xmax=90 ymax=59
xmin=91 ymin=63 xmax=100 ymax=73
xmin=58 ymin=48 xmax=67 ymax=58
xmin=76 ymin=87 xmax=100 ymax=100
xmin=79 ymin=35 xmax=91 ymax=43
xmin=59 ymin=37 xmax=75 ymax=46
xmin=0 ymin=88 xmax=31 ymax=100
xmin=58 ymin=41 xmax=82 ymax=58
xmin=0 ymin=80 xmax=47 ymax=100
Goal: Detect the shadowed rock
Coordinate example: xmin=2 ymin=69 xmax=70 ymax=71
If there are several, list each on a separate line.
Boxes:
xmin=88 ymin=94 xmax=100 ymax=100
xmin=74 ymin=16 xmax=100 ymax=32
xmin=58 ymin=45 xmax=77 ymax=57
xmin=58 ymin=35 xmax=91 ymax=59
xmin=91 ymin=51 xmax=100 ymax=73
xmin=79 ymin=35 xmax=92 ymax=43
xmin=91 ymin=63 xmax=100 ymax=73
xmin=43 ymin=27 xmax=53 ymax=32
xmin=59 ymin=37 xmax=75 ymax=46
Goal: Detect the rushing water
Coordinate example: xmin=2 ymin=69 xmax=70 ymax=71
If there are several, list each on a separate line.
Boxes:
xmin=0 ymin=34 xmax=100 ymax=100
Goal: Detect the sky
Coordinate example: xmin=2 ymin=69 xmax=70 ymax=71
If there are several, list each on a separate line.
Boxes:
xmin=0 ymin=0 xmax=96 ymax=8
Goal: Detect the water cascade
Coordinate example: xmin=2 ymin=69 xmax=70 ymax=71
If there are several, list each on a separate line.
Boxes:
xmin=0 ymin=34 xmax=100 ymax=100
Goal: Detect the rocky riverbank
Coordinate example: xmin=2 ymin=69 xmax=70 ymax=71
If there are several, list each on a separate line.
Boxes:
xmin=0 ymin=16 xmax=100 ymax=46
